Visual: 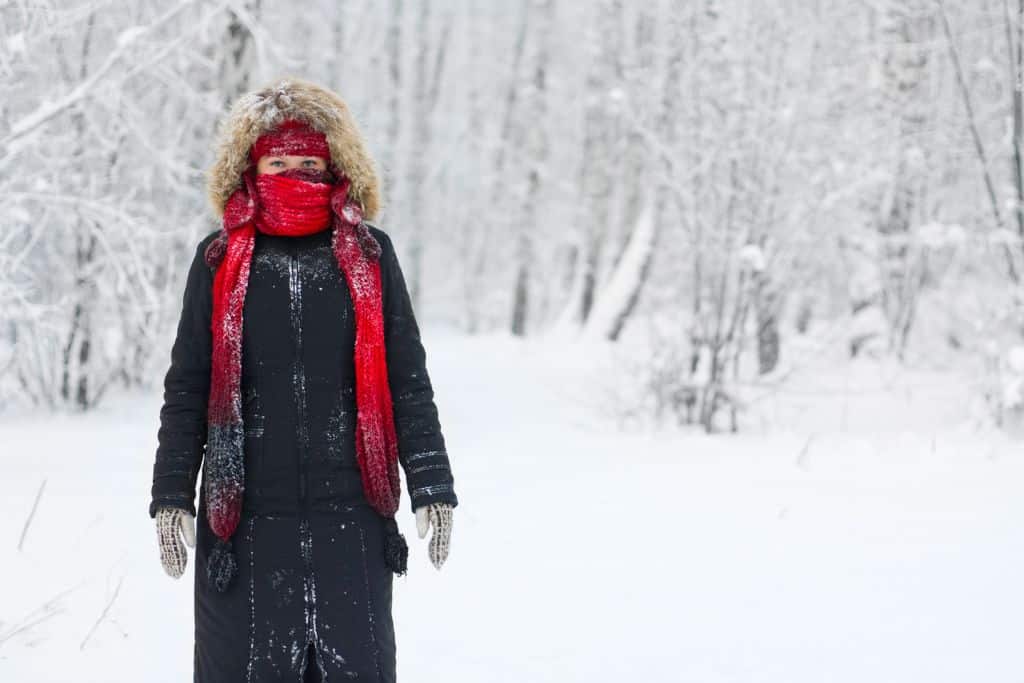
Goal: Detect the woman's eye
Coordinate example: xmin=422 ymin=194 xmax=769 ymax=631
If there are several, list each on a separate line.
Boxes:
xmin=270 ymin=160 xmax=284 ymax=167
xmin=303 ymin=160 xmax=317 ymax=166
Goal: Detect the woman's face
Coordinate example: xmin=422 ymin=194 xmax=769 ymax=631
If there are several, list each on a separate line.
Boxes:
xmin=256 ymin=154 xmax=328 ymax=174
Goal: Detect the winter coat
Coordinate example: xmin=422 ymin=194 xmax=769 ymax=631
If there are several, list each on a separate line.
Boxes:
xmin=149 ymin=225 xmax=459 ymax=521
xmin=147 ymin=76 xmax=458 ymax=682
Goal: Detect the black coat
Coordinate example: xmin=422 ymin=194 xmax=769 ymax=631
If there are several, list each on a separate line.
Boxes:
xmin=149 ymin=223 xmax=458 ymax=681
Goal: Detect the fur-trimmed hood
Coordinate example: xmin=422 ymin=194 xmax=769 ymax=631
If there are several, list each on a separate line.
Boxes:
xmin=205 ymin=76 xmax=381 ymax=221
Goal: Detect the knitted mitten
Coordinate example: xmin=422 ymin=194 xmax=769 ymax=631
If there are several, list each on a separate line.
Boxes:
xmin=155 ymin=506 xmax=196 ymax=578
xmin=415 ymin=502 xmax=453 ymax=569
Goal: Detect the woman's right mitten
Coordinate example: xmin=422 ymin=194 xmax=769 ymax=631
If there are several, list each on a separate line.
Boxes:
xmin=155 ymin=506 xmax=196 ymax=578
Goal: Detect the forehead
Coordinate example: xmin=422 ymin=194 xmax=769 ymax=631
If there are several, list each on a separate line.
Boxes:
xmin=258 ymin=153 xmax=328 ymax=160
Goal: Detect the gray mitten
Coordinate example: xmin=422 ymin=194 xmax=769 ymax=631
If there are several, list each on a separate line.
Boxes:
xmin=155 ymin=506 xmax=196 ymax=578
xmin=414 ymin=502 xmax=453 ymax=569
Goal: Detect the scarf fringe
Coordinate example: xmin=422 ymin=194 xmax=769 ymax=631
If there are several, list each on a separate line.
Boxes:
xmin=383 ymin=516 xmax=409 ymax=575
xmin=207 ymin=537 xmax=238 ymax=593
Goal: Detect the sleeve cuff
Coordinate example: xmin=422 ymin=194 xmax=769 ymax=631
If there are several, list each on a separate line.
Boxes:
xmin=409 ymin=483 xmax=459 ymax=513
xmin=149 ymin=497 xmax=197 ymax=519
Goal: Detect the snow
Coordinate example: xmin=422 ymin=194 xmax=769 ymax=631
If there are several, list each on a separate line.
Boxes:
xmin=582 ymin=202 xmax=657 ymax=340
xmin=1 ymin=329 xmax=1023 ymax=682
xmin=116 ymin=27 xmax=147 ymax=48
xmin=7 ymin=33 xmax=26 ymax=57
xmin=738 ymin=243 xmax=766 ymax=271
xmin=916 ymin=221 xmax=967 ymax=249
xmin=1008 ymin=346 xmax=1024 ymax=374
xmin=988 ymin=228 xmax=1021 ymax=247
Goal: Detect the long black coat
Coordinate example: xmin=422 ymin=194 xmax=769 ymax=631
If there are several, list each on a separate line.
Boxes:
xmin=149 ymin=223 xmax=459 ymax=681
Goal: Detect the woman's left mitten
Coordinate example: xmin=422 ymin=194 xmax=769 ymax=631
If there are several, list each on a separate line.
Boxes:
xmin=415 ymin=502 xmax=453 ymax=569
xmin=155 ymin=506 xmax=196 ymax=579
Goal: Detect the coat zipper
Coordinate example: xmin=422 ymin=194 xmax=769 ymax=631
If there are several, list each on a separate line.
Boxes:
xmin=289 ymin=239 xmax=323 ymax=668
xmin=288 ymin=243 xmax=311 ymax=517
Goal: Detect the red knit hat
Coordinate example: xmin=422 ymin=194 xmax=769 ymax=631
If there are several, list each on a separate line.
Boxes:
xmin=249 ymin=118 xmax=330 ymax=164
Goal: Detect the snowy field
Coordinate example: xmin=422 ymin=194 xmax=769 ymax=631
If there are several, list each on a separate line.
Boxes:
xmin=1 ymin=328 xmax=1023 ymax=682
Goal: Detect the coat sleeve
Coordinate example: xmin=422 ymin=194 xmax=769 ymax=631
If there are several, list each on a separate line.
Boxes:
xmin=148 ymin=237 xmax=214 ymax=518
xmin=378 ymin=229 xmax=460 ymax=513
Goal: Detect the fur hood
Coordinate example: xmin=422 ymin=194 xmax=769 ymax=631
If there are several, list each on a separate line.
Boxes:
xmin=205 ymin=76 xmax=381 ymax=221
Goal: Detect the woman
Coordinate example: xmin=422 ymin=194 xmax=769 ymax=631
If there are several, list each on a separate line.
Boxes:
xmin=148 ymin=76 xmax=459 ymax=682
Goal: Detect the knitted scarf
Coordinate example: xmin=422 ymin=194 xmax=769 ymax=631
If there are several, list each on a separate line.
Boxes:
xmin=200 ymin=119 xmax=405 ymax=592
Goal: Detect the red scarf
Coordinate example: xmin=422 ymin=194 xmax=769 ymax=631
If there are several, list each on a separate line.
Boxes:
xmin=201 ymin=138 xmax=402 ymax=590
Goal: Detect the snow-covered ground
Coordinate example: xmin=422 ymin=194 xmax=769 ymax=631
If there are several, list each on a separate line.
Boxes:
xmin=1 ymin=329 xmax=1022 ymax=682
